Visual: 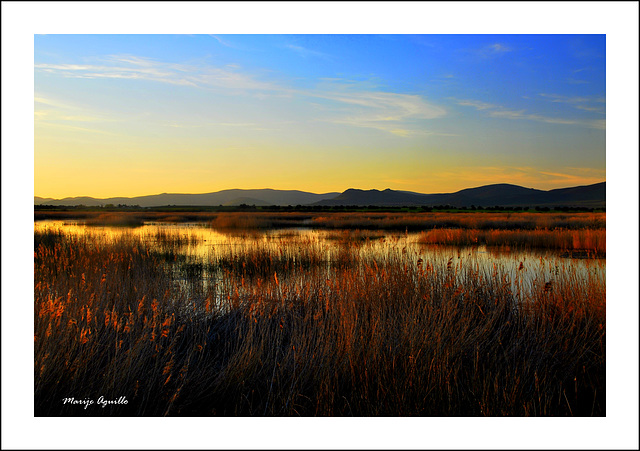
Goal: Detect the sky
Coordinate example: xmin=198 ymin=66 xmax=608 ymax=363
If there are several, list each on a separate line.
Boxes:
xmin=34 ymin=33 xmax=606 ymax=198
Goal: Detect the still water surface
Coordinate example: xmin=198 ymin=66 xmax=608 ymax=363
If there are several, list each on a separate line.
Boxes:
xmin=35 ymin=220 xmax=605 ymax=303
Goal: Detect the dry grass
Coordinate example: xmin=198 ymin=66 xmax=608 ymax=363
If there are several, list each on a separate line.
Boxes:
xmin=34 ymin=228 xmax=605 ymax=416
xmin=35 ymin=211 xmax=218 ymax=224
xmin=310 ymin=212 xmax=605 ymax=231
xmin=419 ymin=228 xmax=606 ymax=255
xmin=35 ymin=211 xmax=605 ymax=231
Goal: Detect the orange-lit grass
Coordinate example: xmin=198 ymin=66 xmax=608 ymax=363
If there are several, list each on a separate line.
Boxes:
xmin=35 ymin=210 xmax=605 ymax=232
xmin=34 ymin=210 xmax=220 ymax=223
xmin=419 ymin=228 xmax=605 ymax=254
xmin=209 ymin=212 xmax=313 ymax=229
xmin=82 ymin=212 xmax=146 ymax=227
xmin=34 ymin=230 xmax=605 ymax=416
xmin=310 ymin=212 xmax=605 ymax=231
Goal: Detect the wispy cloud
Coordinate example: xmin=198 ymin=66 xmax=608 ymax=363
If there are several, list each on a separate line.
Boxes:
xmin=208 ymin=35 xmax=240 ymax=49
xmin=326 ymin=117 xmax=425 ymax=137
xmin=575 ymin=105 xmax=603 ymax=112
xmin=454 ymin=97 xmax=605 ymax=129
xmin=454 ymin=99 xmax=496 ymax=110
xmin=316 ymin=90 xmax=447 ymax=137
xmin=321 ymin=91 xmax=445 ymax=118
xmin=285 ymin=44 xmax=333 ymax=61
xmin=587 ymin=120 xmax=606 ymax=130
xmin=538 ymin=169 xmax=605 ymax=185
xmin=36 ymin=60 xmax=195 ymax=86
xmin=35 ymin=95 xmax=80 ymax=110
xmin=35 ymin=55 xmax=281 ymax=92
xmin=164 ymin=121 xmax=280 ymax=133
xmin=538 ymin=93 xmax=605 ymax=114
xmin=568 ymin=38 xmax=604 ymax=59
xmin=486 ymin=43 xmax=511 ymax=53
xmin=430 ymin=166 xmax=604 ymax=190
xmin=473 ymin=43 xmax=512 ymax=58
xmin=35 ymin=94 xmax=117 ymax=125
xmin=566 ymin=78 xmax=589 ymax=85
xmin=35 ymin=111 xmax=104 ymax=123
xmin=35 ymin=121 xmax=116 ymax=135
xmin=538 ymin=93 xmax=604 ymax=104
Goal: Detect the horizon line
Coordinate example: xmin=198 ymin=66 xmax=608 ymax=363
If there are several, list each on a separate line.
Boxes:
xmin=34 ymin=180 xmax=606 ymax=201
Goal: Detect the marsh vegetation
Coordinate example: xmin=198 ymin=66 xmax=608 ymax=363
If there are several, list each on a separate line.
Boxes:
xmin=34 ymin=212 xmax=605 ymax=416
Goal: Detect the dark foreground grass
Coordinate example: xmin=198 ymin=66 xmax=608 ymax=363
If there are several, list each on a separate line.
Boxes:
xmin=34 ymin=230 xmax=605 ymax=416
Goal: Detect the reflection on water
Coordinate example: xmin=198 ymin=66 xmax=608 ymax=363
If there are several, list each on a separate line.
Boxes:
xmin=34 ymin=220 xmax=605 ymax=303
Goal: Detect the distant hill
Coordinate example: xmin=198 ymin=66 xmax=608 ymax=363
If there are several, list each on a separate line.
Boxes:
xmin=34 ymin=182 xmax=605 ymax=208
xmin=313 ymin=182 xmax=605 ymax=208
xmin=222 ymin=197 xmax=271 ymax=207
xmin=316 ymin=188 xmax=434 ymax=206
xmin=34 ymin=196 xmax=56 ymax=205
xmin=34 ymin=189 xmax=340 ymax=207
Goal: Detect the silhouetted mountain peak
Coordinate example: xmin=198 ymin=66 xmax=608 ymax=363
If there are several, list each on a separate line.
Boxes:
xmin=314 ymin=182 xmax=605 ymax=208
xmin=35 ymin=182 xmax=605 ymax=208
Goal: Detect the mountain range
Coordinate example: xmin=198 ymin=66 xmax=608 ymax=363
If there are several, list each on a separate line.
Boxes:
xmin=34 ymin=182 xmax=605 ymax=208
xmin=34 ymin=189 xmax=340 ymax=208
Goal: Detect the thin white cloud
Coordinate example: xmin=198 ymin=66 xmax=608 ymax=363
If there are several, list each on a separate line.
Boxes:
xmin=209 ymin=35 xmax=237 ymax=48
xmin=454 ymin=99 xmax=496 ymax=110
xmin=35 ymin=56 xmax=281 ymax=92
xmin=36 ymin=61 xmax=196 ymax=86
xmin=432 ymin=166 xmax=604 ymax=189
xmin=566 ymin=78 xmax=589 ymax=85
xmin=321 ymin=91 xmax=445 ymax=119
xmin=538 ymin=93 xmax=604 ymax=104
xmin=487 ymin=43 xmax=510 ymax=53
xmin=35 ymin=94 xmax=118 ymax=126
xmin=35 ymin=111 xmax=104 ymax=122
xmin=35 ymin=121 xmax=115 ymax=135
xmin=316 ymin=90 xmax=447 ymax=137
xmin=588 ymin=119 xmax=606 ymax=130
xmin=473 ymin=43 xmax=512 ymax=58
xmin=164 ymin=121 xmax=274 ymax=132
xmin=489 ymin=109 xmax=601 ymax=128
xmin=455 ymin=97 xmax=605 ymax=130
xmin=575 ymin=105 xmax=603 ymax=112
xmin=327 ymin=117 xmax=426 ymax=137
xmin=34 ymin=95 xmax=80 ymax=110
xmin=538 ymin=170 xmax=605 ymax=185
xmin=538 ymin=93 xmax=605 ymax=114
xmin=285 ymin=44 xmax=333 ymax=61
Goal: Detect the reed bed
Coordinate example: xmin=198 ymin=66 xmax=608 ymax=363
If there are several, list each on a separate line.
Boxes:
xmin=209 ymin=212 xmax=313 ymax=229
xmin=34 ymin=229 xmax=605 ymax=416
xmin=35 ymin=211 xmax=219 ymax=224
xmin=419 ymin=228 xmax=606 ymax=255
xmin=83 ymin=213 xmax=146 ymax=227
xmin=310 ymin=212 xmax=605 ymax=231
xmin=35 ymin=211 xmax=605 ymax=231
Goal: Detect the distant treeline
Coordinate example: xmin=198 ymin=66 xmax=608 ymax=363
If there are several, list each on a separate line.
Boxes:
xmin=35 ymin=203 xmax=605 ymax=214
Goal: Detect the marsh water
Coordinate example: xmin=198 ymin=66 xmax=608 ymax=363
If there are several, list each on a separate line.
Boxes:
xmin=34 ymin=220 xmax=605 ymax=305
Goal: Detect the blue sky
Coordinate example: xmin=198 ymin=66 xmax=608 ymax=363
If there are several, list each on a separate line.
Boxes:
xmin=34 ymin=33 xmax=606 ymax=197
